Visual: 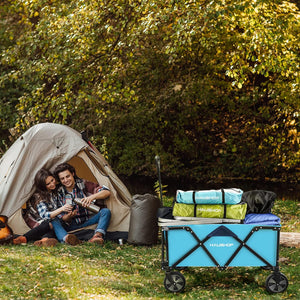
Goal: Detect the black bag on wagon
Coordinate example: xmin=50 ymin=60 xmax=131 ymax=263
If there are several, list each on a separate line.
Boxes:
xmin=241 ymin=190 xmax=276 ymax=214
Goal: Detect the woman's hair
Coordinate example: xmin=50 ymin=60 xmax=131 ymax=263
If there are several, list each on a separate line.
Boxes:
xmin=34 ymin=168 xmax=55 ymax=204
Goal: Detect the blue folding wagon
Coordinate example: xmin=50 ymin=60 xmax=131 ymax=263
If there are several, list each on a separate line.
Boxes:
xmin=160 ymin=222 xmax=288 ymax=293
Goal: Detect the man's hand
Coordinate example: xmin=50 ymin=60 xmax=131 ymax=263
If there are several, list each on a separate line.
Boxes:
xmin=61 ymin=204 xmax=74 ymax=213
xmin=62 ymin=209 xmax=77 ymax=222
xmin=77 ymin=189 xmax=110 ymax=208
xmin=80 ymin=196 xmax=94 ymax=208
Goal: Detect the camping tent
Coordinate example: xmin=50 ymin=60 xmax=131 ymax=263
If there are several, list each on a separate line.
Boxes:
xmin=0 ymin=122 xmax=132 ymax=235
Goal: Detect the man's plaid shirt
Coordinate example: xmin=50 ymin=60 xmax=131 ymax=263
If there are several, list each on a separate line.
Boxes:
xmin=56 ymin=178 xmax=109 ymax=224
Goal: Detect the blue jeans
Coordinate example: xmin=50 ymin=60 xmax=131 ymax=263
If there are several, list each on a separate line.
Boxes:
xmin=51 ymin=208 xmax=111 ymax=243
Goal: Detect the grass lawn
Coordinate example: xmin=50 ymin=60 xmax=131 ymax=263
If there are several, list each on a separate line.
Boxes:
xmin=0 ymin=199 xmax=299 ymax=299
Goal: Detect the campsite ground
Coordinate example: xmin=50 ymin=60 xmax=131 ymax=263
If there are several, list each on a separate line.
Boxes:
xmin=0 ymin=198 xmax=299 ymax=299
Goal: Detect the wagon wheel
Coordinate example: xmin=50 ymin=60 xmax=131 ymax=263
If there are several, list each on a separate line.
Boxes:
xmin=164 ymin=271 xmax=186 ymax=293
xmin=265 ymin=273 xmax=288 ymax=293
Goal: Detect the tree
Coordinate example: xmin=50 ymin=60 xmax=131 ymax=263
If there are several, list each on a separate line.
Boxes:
xmin=0 ymin=0 xmax=299 ymax=182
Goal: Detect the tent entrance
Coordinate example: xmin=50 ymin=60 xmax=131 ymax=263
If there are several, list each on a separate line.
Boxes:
xmin=2 ymin=123 xmax=132 ymax=237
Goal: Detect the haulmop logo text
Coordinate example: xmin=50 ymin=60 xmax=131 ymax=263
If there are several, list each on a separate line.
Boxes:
xmin=209 ymin=243 xmax=234 ymax=247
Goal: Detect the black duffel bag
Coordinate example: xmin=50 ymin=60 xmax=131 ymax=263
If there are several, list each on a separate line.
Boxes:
xmin=241 ymin=190 xmax=276 ymax=214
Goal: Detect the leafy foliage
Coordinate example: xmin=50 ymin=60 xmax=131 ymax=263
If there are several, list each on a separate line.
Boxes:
xmin=0 ymin=0 xmax=299 ymax=182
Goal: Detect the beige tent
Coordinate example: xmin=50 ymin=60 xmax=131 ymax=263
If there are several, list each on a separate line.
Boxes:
xmin=0 ymin=122 xmax=132 ymax=235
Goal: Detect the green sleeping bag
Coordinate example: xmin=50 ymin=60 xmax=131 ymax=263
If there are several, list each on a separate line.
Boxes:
xmin=173 ymin=202 xmax=247 ymax=220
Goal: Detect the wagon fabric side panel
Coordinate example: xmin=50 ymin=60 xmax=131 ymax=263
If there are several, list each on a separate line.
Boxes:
xmin=164 ymin=224 xmax=279 ymax=268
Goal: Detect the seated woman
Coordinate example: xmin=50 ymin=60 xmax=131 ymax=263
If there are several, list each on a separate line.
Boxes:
xmin=13 ymin=168 xmax=81 ymax=246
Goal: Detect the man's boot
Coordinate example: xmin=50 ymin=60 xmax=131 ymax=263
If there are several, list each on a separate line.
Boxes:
xmin=89 ymin=232 xmax=104 ymax=245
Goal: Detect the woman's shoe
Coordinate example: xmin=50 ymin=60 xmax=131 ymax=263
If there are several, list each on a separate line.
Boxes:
xmin=13 ymin=236 xmax=27 ymax=245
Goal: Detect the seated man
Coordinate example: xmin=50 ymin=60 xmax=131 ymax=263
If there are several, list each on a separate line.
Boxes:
xmin=52 ymin=162 xmax=111 ymax=245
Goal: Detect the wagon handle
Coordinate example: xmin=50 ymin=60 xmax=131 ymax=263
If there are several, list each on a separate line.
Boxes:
xmin=155 ymin=155 xmax=163 ymax=207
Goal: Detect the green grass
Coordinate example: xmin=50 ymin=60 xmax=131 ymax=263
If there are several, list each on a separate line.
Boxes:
xmin=272 ymin=199 xmax=300 ymax=232
xmin=0 ymin=199 xmax=299 ymax=299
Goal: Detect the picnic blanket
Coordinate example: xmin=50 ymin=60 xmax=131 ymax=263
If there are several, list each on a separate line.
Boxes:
xmin=243 ymin=213 xmax=281 ymax=225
